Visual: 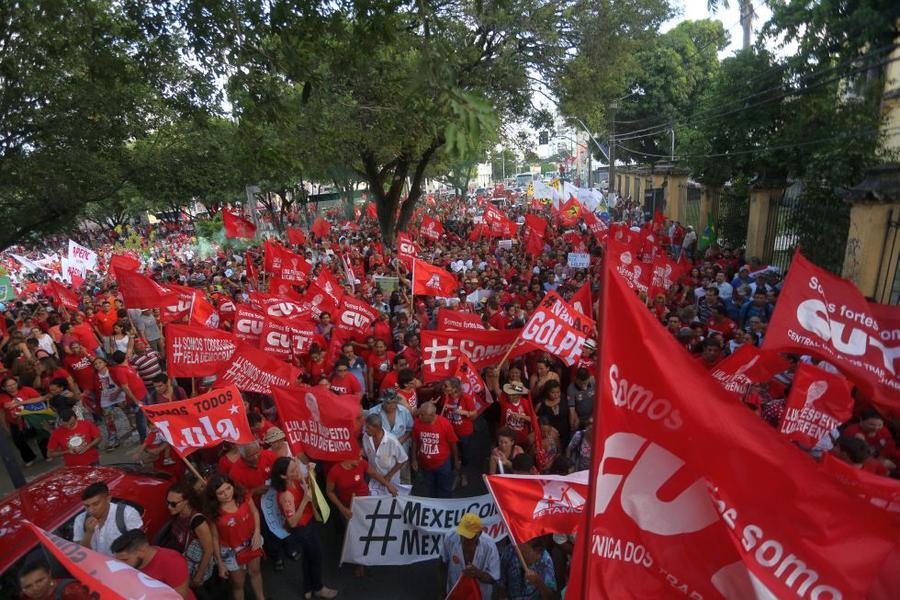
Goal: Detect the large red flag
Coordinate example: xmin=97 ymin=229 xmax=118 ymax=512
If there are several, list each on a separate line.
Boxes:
xmin=421 ymin=328 xmax=523 ymax=380
xmin=222 ymin=211 xmax=257 ymax=238
xmin=708 ymin=344 xmax=791 ymax=400
xmin=159 ymin=284 xmax=194 ymax=324
xmin=436 ymin=308 xmax=485 ymax=331
xmin=523 ymin=214 xmax=548 ymax=257
xmin=113 ymin=267 xmax=177 ymax=309
xmin=48 ymin=280 xmax=79 ymax=311
xmin=485 ymin=471 xmax=588 ymax=543
xmin=558 ymin=196 xmax=582 ymax=228
xmin=571 ymin=256 xmax=900 ymax=600
xmin=335 ymin=295 xmax=378 ymax=338
xmin=519 ymin=292 xmax=591 ymax=365
xmin=303 ymin=283 xmax=339 ymax=320
xmin=272 ymin=385 xmax=361 ymax=461
xmin=582 ymin=209 xmax=608 ymax=242
xmin=314 ymin=268 xmax=345 ymax=307
xmin=397 ymin=232 xmax=419 ymax=267
xmin=264 ymin=240 xmax=311 ymax=283
xmin=446 ymin=575 xmax=482 ymax=600
xmin=452 ymin=354 xmax=492 ymax=414
xmin=216 ymin=344 xmax=301 ymax=394
xmin=286 ymin=227 xmax=306 ymax=246
xmin=421 ymin=215 xmax=444 ymax=242
xmin=250 ymin=292 xmax=313 ymax=321
xmin=780 ymin=362 xmax=853 ymax=448
xmin=108 ymin=253 xmax=141 ymax=273
xmin=165 ymin=323 xmax=237 ymax=377
xmin=233 ymin=305 xmax=266 ymax=345
xmin=259 ymin=316 xmax=317 ymax=360
xmin=821 ymin=454 xmax=900 ymax=518
xmin=26 ymin=523 xmax=182 ymax=599
xmin=189 ymin=290 xmax=220 ymax=328
xmin=141 ymin=384 xmax=254 ymax=455
xmin=763 ymin=250 xmax=900 ymax=413
xmin=412 ymin=259 xmax=459 ymax=297
xmin=310 ymin=217 xmax=331 ymax=239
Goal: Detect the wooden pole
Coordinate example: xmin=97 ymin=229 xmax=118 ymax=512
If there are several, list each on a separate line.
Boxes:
xmin=482 ymin=475 xmax=530 ymax=570
xmin=178 ymin=451 xmax=206 ymax=485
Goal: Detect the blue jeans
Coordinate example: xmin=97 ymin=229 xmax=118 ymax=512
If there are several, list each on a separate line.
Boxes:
xmin=421 ymin=457 xmax=454 ymax=498
xmin=134 ymin=395 xmax=149 ymax=441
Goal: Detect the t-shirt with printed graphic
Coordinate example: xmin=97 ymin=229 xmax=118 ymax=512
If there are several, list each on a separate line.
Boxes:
xmin=413 ymin=415 xmax=458 ymax=470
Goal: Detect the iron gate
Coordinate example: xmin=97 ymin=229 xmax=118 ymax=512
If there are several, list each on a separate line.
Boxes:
xmin=643 ymin=188 xmax=665 ymax=218
xmin=679 ymin=183 xmax=701 ymax=230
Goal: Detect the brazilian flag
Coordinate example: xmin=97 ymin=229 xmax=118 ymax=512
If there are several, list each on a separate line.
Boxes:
xmin=699 ymin=212 xmax=716 ymax=250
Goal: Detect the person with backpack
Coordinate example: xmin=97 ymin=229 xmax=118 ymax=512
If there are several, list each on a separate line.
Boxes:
xmin=72 ymin=481 xmax=143 ymax=555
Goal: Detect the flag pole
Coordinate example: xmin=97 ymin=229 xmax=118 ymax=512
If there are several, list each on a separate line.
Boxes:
xmin=177 ymin=450 xmax=206 ymax=485
xmin=495 ymin=338 xmax=520 ymax=371
xmin=482 ymin=475 xmax=530 ymax=571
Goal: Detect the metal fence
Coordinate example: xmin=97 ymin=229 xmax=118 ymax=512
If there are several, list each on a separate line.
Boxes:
xmin=679 ymin=183 xmax=701 ymax=230
xmin=643 ymin=187 xmax=665 ymax=217
xmin=715 ymin=186 xmax=748 ymax=249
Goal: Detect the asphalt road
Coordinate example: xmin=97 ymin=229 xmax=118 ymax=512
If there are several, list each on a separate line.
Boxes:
xmin=1 ymin=418 xmax=497 ymax=600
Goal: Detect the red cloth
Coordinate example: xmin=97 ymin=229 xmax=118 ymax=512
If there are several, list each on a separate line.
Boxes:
xmin=413 ymin=415 xmax=458 ymax=470
xmin=229 ymin=450 xmax=278 ymax=503
xmin=142 ymin=547 xmax=195 ymax=600
xmin=441 ymin=393 xmax=476 ymax=437
xmin=329 ymin=373 xmax=361 ymax=395
xmin=498 ymin=395 xmax=531 ymax=444
xmin=64 ymin=352 xmax=96 ymax=395
xmin=48 ymin=420 xmax=101 ymax=467
xmin=109 ymin=364 xmax=148 ymax=400
xmin=326 ymin=460 xmax=370 ymax=506
xmin=215 ymin=498 xmax=256 ymax=549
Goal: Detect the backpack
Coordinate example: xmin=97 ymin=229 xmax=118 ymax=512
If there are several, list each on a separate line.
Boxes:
xmin=113 ymin=502 xmax=128 ymax=536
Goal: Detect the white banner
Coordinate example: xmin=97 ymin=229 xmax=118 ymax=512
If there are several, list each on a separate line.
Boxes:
xmin=60 ymin=257 xmax=87 ymax=284
xmin=567 ymin=252 xmax=590 ymax=268
xmin=340 ymin=494 xmax=506 ymax=566
xmin=497 ymin=239 xmax=514 ymax=249
xmin=68 ymin=239 xmax=98 ymax=271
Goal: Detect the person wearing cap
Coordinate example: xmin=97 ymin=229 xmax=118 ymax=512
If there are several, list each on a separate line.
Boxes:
xmin=440 ymin=512 xmax=500 ymax=600
xmin=367 ymin=388 xmax=414 ymax=455
xmin=498 ymin=381 xmax=533 ymax=446
xmin=262 ymin=426 xmax=291 ymax=458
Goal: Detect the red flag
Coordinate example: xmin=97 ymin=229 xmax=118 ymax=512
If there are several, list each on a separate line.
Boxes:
xmin=468 ymin=223 xmax=487 ymax=242
xmin=582 ymin=209 xmax=608 ymax=242
xmin=260 ymin=316 xmax=317 ymax=360
xmin=189 ymin=290 xmax=220 ymax=328
xmin=113 ymin=267 xmax=177 ymax=309
xmin=159 ymin=285 xmax=194 ymax=324
xmin=335 ymin=295 xmax=378 ymax=338
xmin=558 ymin=196 xmax=582 ymax=227
xmin=222 ymin=210 xmax=257 ymax=238
xmin=233 ymin=305 xmax=266 ymax=345
xmin=421 ymin=215 xmax=444 ymax=242
xmin=647 ymin=253 xmax=687 ymax=299
xmin=653 ymin=208 xmax=666 ymax=227
xmin=366 ymin=202 xmax=378 ymax=220
xmin=524 ymin=213 xmax=548 ymax=239
xmin=780 ymin=362 xmax=853 ymax=447
xmin=446 ymin=575 xmax=482 ymax=600
xmin=708 ymin=344 xmax=791 ymax=399
xmin=570 ymin=282 xmax=593 ymax=322
xmin=310 ymin=217 xmax=331 ymax=239
xmin=303 ymin=283 xmax=339 ymax=320
xmin=606 ymin=237 xmax=651 ymax=294
xmin=264 ymin=240 xmax=311 ymax=283
xmin=524 ymin=232 xmax=544 ymax=256
xmin=216 ymin=344 xmax=301 ymax=394
xmin=412 ymin=259 xmax=459 ymax=297
xmin=108 ymin=253 xmax=141 ymax=273
xmin=821 ymin=454 xmax=900 ymax=517
xmin=165 ymin=323 xmax=237 ymax=377
xmin=245 ymin=251 xmax=259 ymax=289
xmin=421 ymin=328 xmax=523 ymax=380
xmin=272 ymin=385 xmax=361 ymax=461
xmin=452 ymin=354 xmax=492 ymax=414
xmin=397 ymin=232 xmax=419 ymax=267
xmin=436 ymin=308 xmax=485 ymax=331
xmin=519 ymin=292 xmax=591 ymax=364
xmin=268 ymin=277 xmax=302 ymax=300
xmin=141 ymin=384 xmax=254 ymax=455
xmin=26 ymin=523 xmax=182 ymax=599
xmin=762 ymin=250 xmax=900 ymax=413
xmin=48 ymin=280 xmax=79 ymax=311
xmin=250 ymin=292 xmax=313 ymax=321
xmin=572 ymin=254 xmax=900 ymax=600
xmin=286 ymin=227 xmax=306 ymax=246
xmin=314 ymin=268 xmax=345 ymax=307
xmin=485 ymin=471 xmax=588 ymax=543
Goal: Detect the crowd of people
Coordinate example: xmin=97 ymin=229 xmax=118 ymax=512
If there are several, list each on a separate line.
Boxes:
xmin=2 ymin=189 xmax=897 ymax=599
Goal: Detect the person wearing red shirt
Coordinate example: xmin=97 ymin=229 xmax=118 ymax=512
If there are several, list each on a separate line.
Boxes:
xmin=16 ymin=559 xmax=90 ymax=600
xmin=1 ymin=378 xmax=48 ymax=464
xmin=206 ymin=474 xmax=265 ymax=599
xmin=330 ymin=360 xmax=362 ymax=396
xmin=706 ymin=305 xmax=737 ymax=341
xmin=132 ymin=423 xmax=185 ymax=478
xmin=845 ymin=408 xmax=897 ymax=462
xmin=440 ymin=377 xmax=477 ymax=488
xmin=63 ymin=342 xmax=96 ymax=396
xmin=397 ymin=333 xmax=422 ymax=375
xmin=412 ymin=401 xmax=459 ymax=498
xmin=92 ymin=301 xmax=118 ymax=342
xmin=248 ymin=413 xmax=279 ymax=445
xmin=378 ymin=354 xmax=407 ymax=392
xmin=109 ymin=351 xmax=149 ymax=441
xmin=325 ymin=458 xmax=369 ymax=520
xmin=694 ymin=338 xmax=724 ymax=371
xmin=305 ymin=346 xmax=327 ymax=384
xmin=488 ymin=303 xmax=513 ymax=330
xmin=47 ymin=409 xmax=101 ymax=467
xmin=229 ymin=442 xmax=278 ymax=505
xmin=68 ymin=316 xmax=102 ymax=357
xmin=367 ymin=339 xmax=395 ymax=393
xmin=497 ymin=382 xmax=532 ymax=446
xmin=112 ymin=529 xmax=196 ymax=600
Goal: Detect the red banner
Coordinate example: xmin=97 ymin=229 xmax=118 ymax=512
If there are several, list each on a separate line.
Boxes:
xmin=108 ymin=253 xmax=141 ymax=273
xmin=708 ymin=344 xmax=791 ymax=399
xmin=159 ymin=285 xmax=194 ymax=324
xmin=606 ymin=237 xmax=650 ymax=294
xmin=821 ymin=454 xmax=900 ymax=518
xmin=165 ymin=323 xmax=237 ymax=377
xmin=412 ymin=259 xmax=459 ymax=297
xmin=27 ymin=523 xmax=182 ymax=599
xmin=223 ymin=211 xmax=257 ymax=238
xmin=397 ymin=232 xmax=419 ymax=267
xmin=647 ymin=253 xmax=686 ymax=299
xmin=264 ymin=240 xmax=311 ymax=283
xmin=189 ymin=291 xmax=220 ymax=328
xmin=582 ymin=209 xmax=608 ymax=242
xmin=113 ymin=268 xmax=178 ymax=309
xmin=250 ymin=292 xmax=313 ymax=321
xmin=420 ymin=215 xmax=443 ymax=241
xmin=570 ymin=257 xmax=900 ymax=600
xmin=335 ymin=295 xmax=378 ymax=338
xmin=485 ymin=471 xmax=588 ymax=543
xmin=314 ymin=268 xmax=345 ymax=307
xmin=260 ymin=316 xmax=317 ymax=360
xmin=520 ymin=292 xmax=591 ymax=365
xmin=141 ymin=384 xmax=254 ymax=455
xmin=286 ymin=227 xmax=306 ymax=246
xmin=272 ymin=385 xmax=361 ymax=461
xmin=233 ymin=305 xmax=265 ymax=345
xmin=780 ymin=362 xmax=853 ymax=447
xmin=421 ymin=328 xmax=523 ymax=380
xmin=49 ymin=280 xmax=79 ymax=310
xmin=763 ymin=251 xmax=900 ymax=414
xmin=216 ymin=344 xmax=301 ymax=394
xmin=452 ymin=354 xmax=492 ymax=414
xmin=436 ymin=309 xmax=484 ymax=331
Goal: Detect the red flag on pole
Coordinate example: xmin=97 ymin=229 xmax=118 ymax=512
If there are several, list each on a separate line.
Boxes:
xmin=108 ymin=253 xmax=141 ymax=273
xmin=272 ymin=385 xmax=361 ymax=461
xmin=310 ymin=217 xmax=331 ymax=239
xmin=763 ymin=250 xmax=900 ymax=413
xmin=222 ymin=211 xmax=257 ymax=238
xmin=421 ymin=215 xmax=444 ymax=241
xmin=446 ymin=575 xmax=482 ymax=600
xmin=48 ymin=280 xmax=79 ymax=311
xmin=558 ymin=196 xmax=583 ymax=227
xmin=215 ymin=344 xmax=301 ymax=394
xmin=286 ymin=227 xmax=306 ymax=246
xmin=412 ymin=259 xmax=459 ymax=297
xmin=570 ymin=282 xmax=593 ymax=322
xmin=779 ymin=362 xmax=853 ymax=448
xmin=519 ymin=292 xmax=591 ymax=364
xmin=233 ymin=305 xmax=266 ymax=345
xmin=141 ymin=384 xmax=255 ymax=455
xmin=708 ymin=344 xmax=791 ymax=400
xmin=335 ymin=295 xmax=378 ymax=338
xmin=366 ymin=202 xmax=378 ymax=220
xmin=26 ymin=523 xmax=182 ymax=599
xmin=421 ymin=328 xmax=523 ymax=380
xmin=485 ymin=471 xmax=588 ymax=543
xmin=397 ymin=232 xmax=419 ymax=267
xmin=189 ymin=290 xmax=220 ymax=328
xmin=113 ymin=267 xmax=178 ymax=309
xmin=165 ymin=323 xmax=237 ymax=377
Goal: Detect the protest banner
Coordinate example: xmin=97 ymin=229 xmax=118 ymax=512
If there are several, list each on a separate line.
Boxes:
xmin=67 ymin=239 xmax=98 ymax=271
xmin=260 ymin=317 xmax=317 ymax=360
xmin=272 ymin=385 xmax=361 ymax=461
xmin=216 ymin=344 xmax=301 ymax=394
xmin=485 ymin=471 xmax=588 ymax=543
xmin=498 ymin=239 xmax=514 ymax=250
xmin=340 ymin=494 xmax=506 ymax=566
xmin=436 ymin=308 xmax=484 ymax=331
xmin=0 ymin=276 xmax=15 ymax=301
xmin=519 ymin=292 xmax=590 ymax=365
xmin=779 ymin=362 xmax=853 ymax=448
xmin=373 ymin=275 xmax=400 ymax=295
xmin=48 ymin=280 xmax=79 ymax=311
xmin=60 ymin=257 xmax=87 ymax=285
xmin=251 ymin=292 xmax=313 ymax=321
xmin=27 ymin=523 xmax=182 ymax=599
xmin=708 ymin=344 xmax=791 ymax=399
xmin=335 ymin=295 xmax=378 ymax=338
xmin=141 ymin=384 xmax=254 ymax=455
xmin=233 ymin=305 xmax=266 ymax=345
xmin=165 ymin=323 xmax=237 ymax=377
xmin=421 ymin=328 xmax=522 ymax=380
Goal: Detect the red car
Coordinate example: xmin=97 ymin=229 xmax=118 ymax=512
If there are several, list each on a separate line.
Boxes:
xmin=0 ymin=465 xmax=173 ymax=597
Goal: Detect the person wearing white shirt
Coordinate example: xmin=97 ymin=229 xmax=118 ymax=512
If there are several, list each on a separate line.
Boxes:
xmin=72 ymin=481 xmax=143 ymax=556
xmin=362 ymin=413 xmax=408 ymax=496
xmin=441 ymin=513 xmax=500 ymax=600
xmin=366 ymin=393 xmax=414 ymax=453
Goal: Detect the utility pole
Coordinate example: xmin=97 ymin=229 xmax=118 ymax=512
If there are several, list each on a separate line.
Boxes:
xmin=608 ymin=102 xmax=617 ymax=195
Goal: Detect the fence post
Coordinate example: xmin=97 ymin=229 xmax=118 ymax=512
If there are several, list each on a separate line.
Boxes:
xmin=746 ymin=181 xmax=785 ymax=261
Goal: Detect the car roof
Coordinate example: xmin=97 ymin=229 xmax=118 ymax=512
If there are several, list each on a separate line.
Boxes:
xmin=0 ymin=466 xmax=163 ymax=574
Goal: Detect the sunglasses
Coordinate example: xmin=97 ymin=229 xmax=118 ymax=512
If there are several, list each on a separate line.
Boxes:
xmin=166 ymin=499 xmax=183 ymax=508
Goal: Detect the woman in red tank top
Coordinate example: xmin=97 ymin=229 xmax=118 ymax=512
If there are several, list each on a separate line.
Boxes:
xmin=206 ymin=474 xmax=265 ymax=600
xmin=270 ymin=457 xmax=337 ymax=599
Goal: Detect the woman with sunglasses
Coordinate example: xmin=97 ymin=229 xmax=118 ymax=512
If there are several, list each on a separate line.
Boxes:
xmin=164 ymin=480 xmax=215 ymax=597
